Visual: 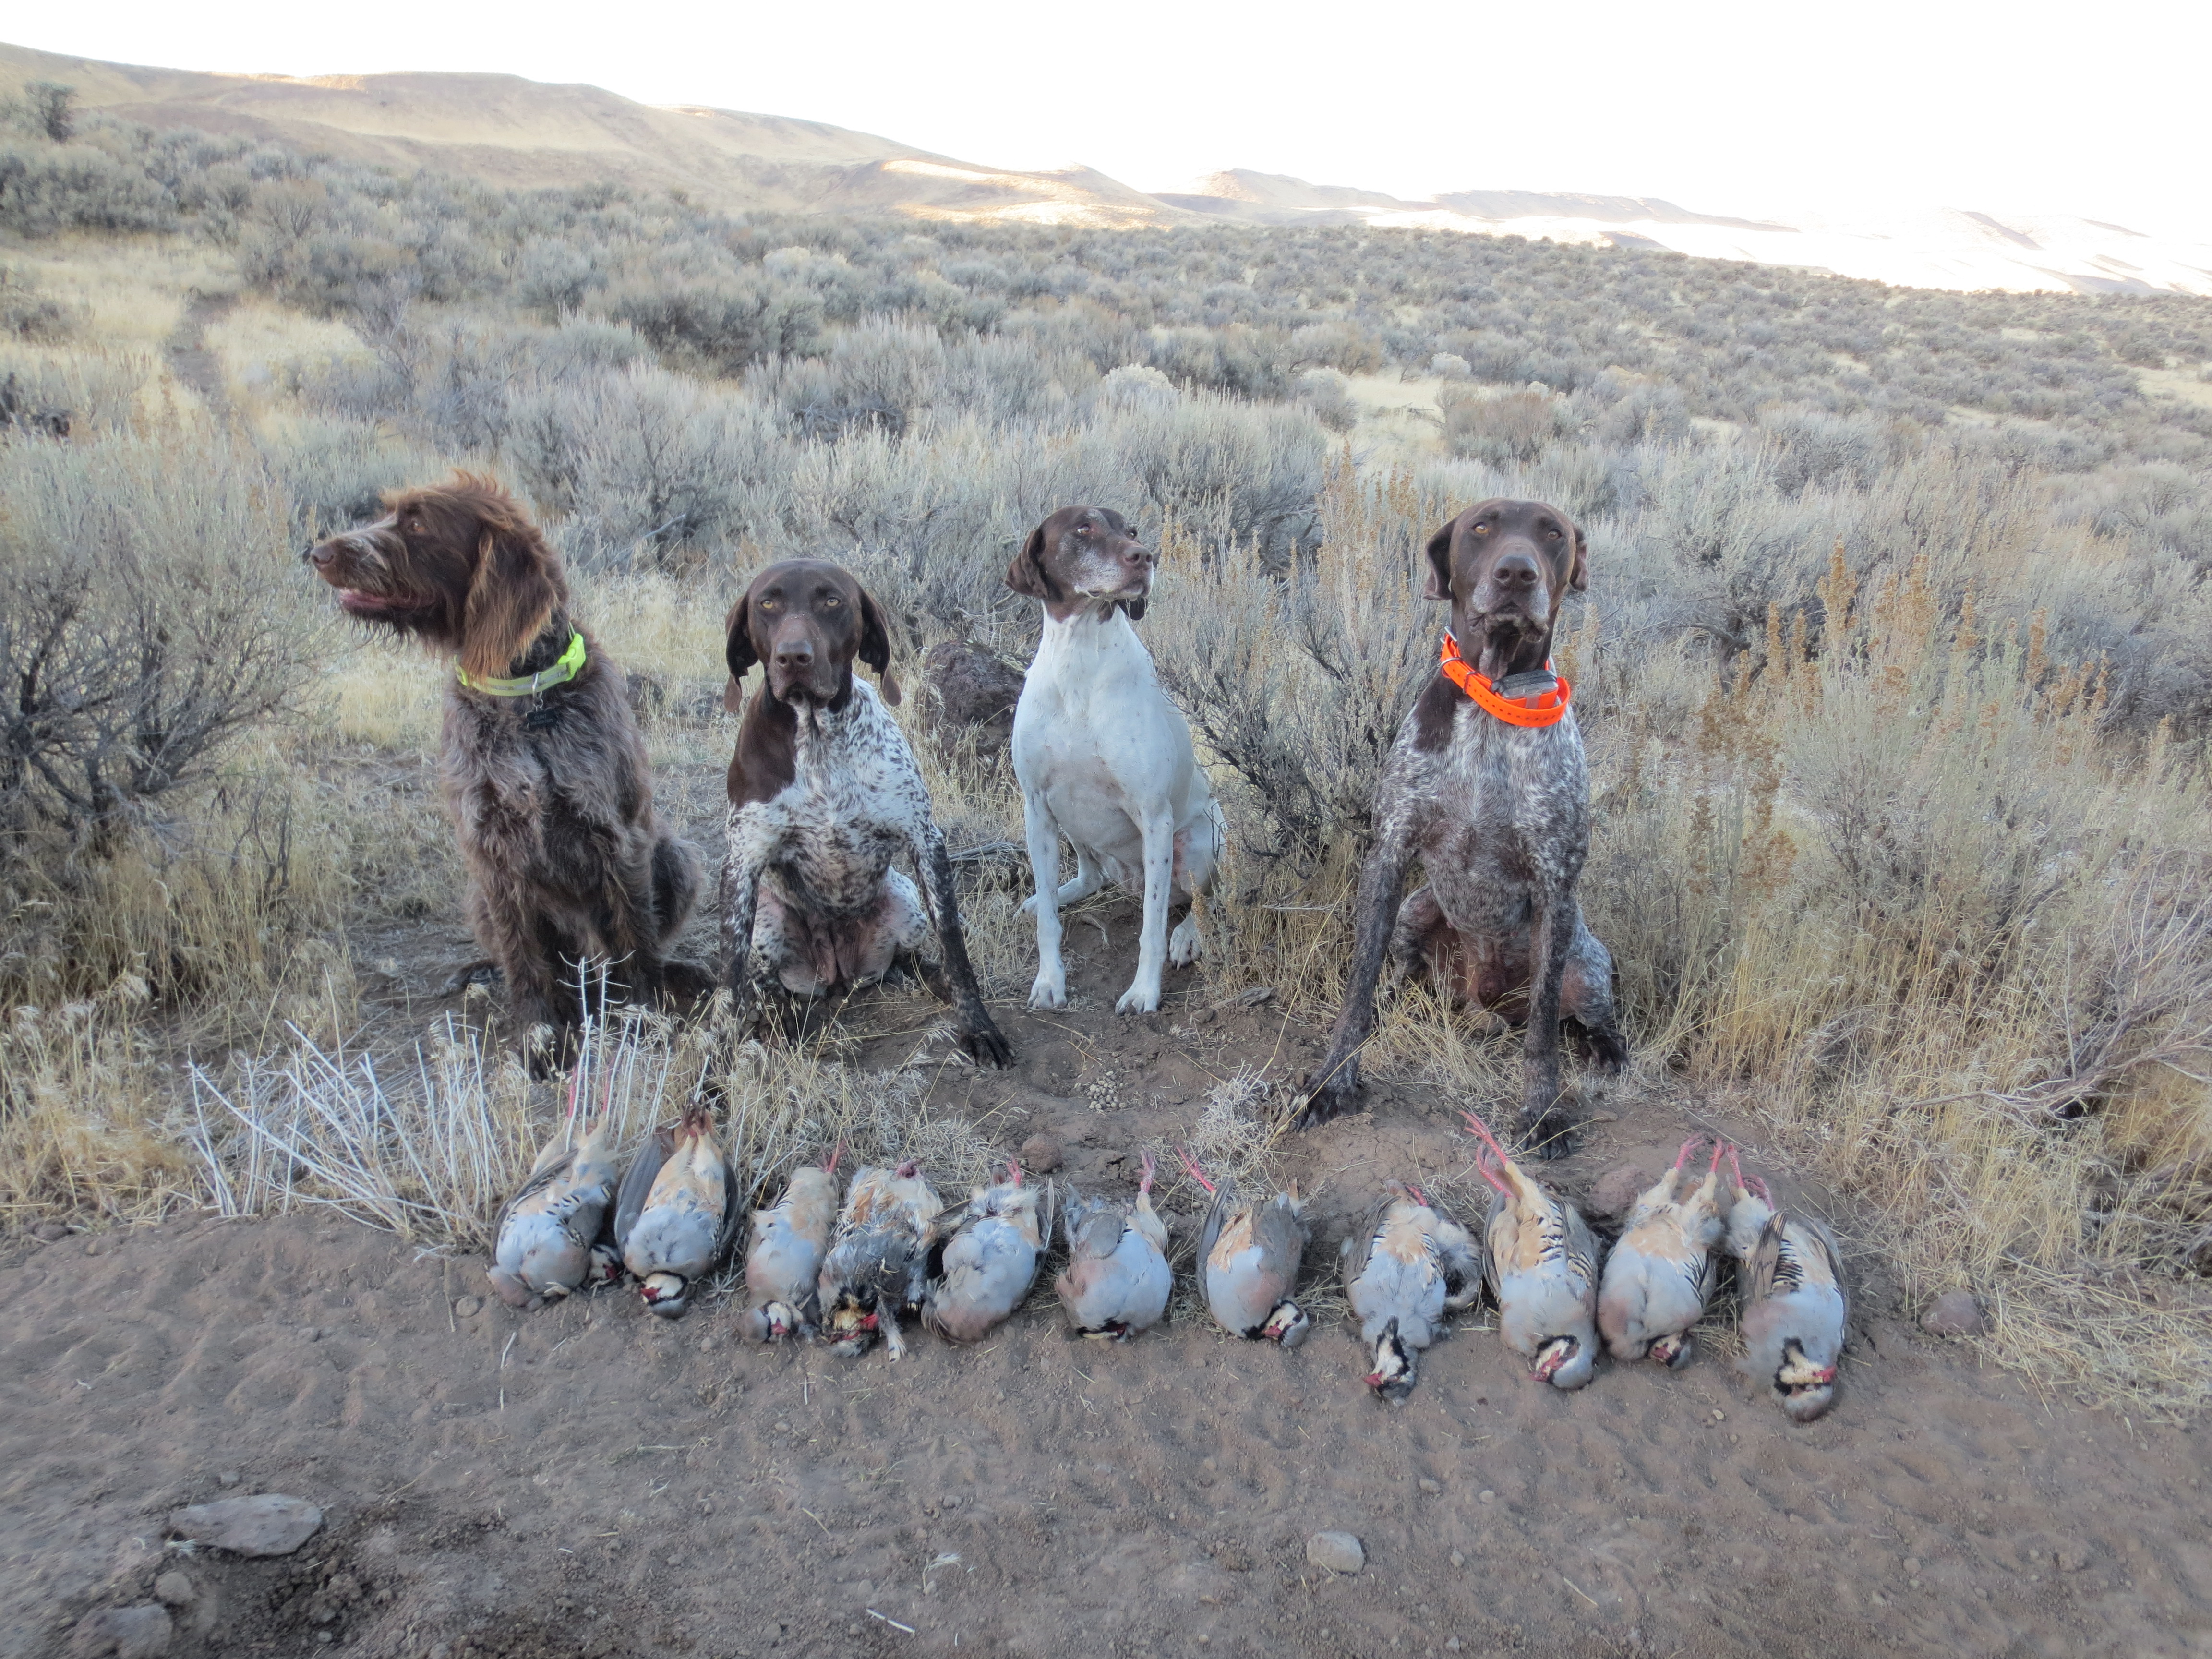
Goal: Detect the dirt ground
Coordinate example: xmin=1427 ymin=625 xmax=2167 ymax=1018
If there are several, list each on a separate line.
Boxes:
xmin=7 ymin=900 xmax=2212 ymax=1659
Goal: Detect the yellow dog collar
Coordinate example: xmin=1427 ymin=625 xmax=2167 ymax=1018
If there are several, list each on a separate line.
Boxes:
xmin=457 ymin=630 xmax=587 ymax=696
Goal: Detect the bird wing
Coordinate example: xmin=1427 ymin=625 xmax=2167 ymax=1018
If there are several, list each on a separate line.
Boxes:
xmin=1340 ymin=1193 xmax=1396 ymax=1300
xmin=1560 ymin=1200 xmax=1602 ymax=1298
xmin=1802 ymin=1216 xmax=1848 ymax=1314
xmin=494 ymin=1147 xmax=576 ymax=1236
xmin=612 ymin=1127 xmax=674 ymax=1249
xmin=1250 ymin=1194 xmax=1309 ymax=1287
xmin=1745 ymin=1211 xmax=1786 ymax=1303
xmin=1196 ymin=1175 xmax=1233 ymax=1280
xmin=1427 ymin=1205 xmax=1487 ymax=1311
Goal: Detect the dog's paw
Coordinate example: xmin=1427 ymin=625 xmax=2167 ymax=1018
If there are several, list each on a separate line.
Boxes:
xmin=1028 ymin=973 xmax=1067 ymax=1010
xmin=1115 ymin=983 xmax=1162 ymax=1015
xmin=1019 ymin=893 xmax=1040 ymax=916
xmin=1167 ymin=916 xmax=1202 ymax=967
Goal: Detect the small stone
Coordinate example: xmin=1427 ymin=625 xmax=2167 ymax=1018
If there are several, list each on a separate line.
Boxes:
xmin=1478 ymin=1490 xmax=1495 ymax=1504
xmin=1418 ymin=1478 xmax=1441 ymax=1495
xmin=1447 ymin=1642 xmax=1463 ymax=1654
xmin=67 ymin=1604 xmax=172 ymax=1658
xmin=1920 ymin=1290 xmax=1988 ymax=1337
xmin=152 ymin=1573 xmax=195 ymax=1607
xmin=1306 ymin=1531 xmax=1364 ymax=1574
xmin=167 ymin=1494 xmax=323 ymax=1557
xmin=1449 ymin=1551 xmax=1466 ymax=1569
xmin=1020 ymin=1134 xmax=1064 ymax=1174
xmin=2054 ymin=1540 xmax=2092 ymax=1572
xmin=1712 ymin=1410 xmax=1726 ymax=1421
xmin=1588 ymin=1110 xmax=1620 ymax=1123
xmin=453 ymin=1296 xmax=482 ymax=1318
xmin=1584 ymin=1164 xmax=1653 ymax=1224
xmin=216 ymin=1472 xmax=240 ymax=1488
xmin=33 ymin=1220 xmax=69 ymax=1241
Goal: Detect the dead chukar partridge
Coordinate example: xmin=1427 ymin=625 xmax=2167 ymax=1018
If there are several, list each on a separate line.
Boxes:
xmin=1597 ymin=1137 xmax=1727 ymax=1367
xmin=817 ymin=1160 xmax=942 ymax=1360
xmin=1462 ymin=1111 xmax=1601 ymax=1389
xmin=1055 ymin=1151 xmax=1174 ymax=1340
xmin=1341 ymin=1181 xmax=1486 ymax=1403
xmin=613 ymin=1106 xmax=741 ymax=1319
xmin=1725 ymin=1153 xmax=1847 ymax=1423
xmin=740 ymin=1142 xmax=843 ymax=1342
xmin=922 ymin=1161 xmax=1054 ymax=1344
xmin=487 ymin=1075 xmax=622 ymax=1309
xmin=1178 ymin=1148 xmax=1312 ymax=1348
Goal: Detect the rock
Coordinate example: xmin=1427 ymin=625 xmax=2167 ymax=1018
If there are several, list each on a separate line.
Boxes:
xmin=1418 ymin=1478 xmax=1441 ymax=1495
xmin=167 ymin=1494 xmax=323 ymax=1557
xmin=2054 ymin=1539 xmax=2092 ymax=1573
xmin=453 ymin=1296 xmax=482 ymax=1319
xmin=1020 ymin=1134 xmax=1064 ymax=1175
xmin=1446 ymin=1641 xmax=1463 ymax=1654
xmin=68 ymin=1604 xmax=172 ymax=1658
xmin=216 ymin=1472 xmax=240 ymax=1488
xmin=1478 ymin=1490 xmax=1495 ymax=1504
xmin=918 ymin=640 xmax=1026 ymax=764
xmin=1920 ymin=1290 xmax=1988 ymax=1337
xmin=1306 ymin=1531 xmax=1365 ymax=1574
xmin=33 ymin=1219 xmax=70 ymax=1241
xmin=1449 ymin=1551 xmax=1466 ymax=1569
xmin=151 ymin=1573 xmax=195 ymax=1608
xmin=1584 ymin=1164 xmax=1653 ymax=1224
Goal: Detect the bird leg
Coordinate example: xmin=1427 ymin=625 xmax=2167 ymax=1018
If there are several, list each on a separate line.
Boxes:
xmin=1672 ymin=1136 xmax=1707 ymax=1173
xmin=1138 ymin=1151 xmax=1157 ymax=1195
xmin=880 ymin=1303 xmax=907 ymax=1362
xmin=1173 ymin=1146 xmax=1216 ymax=1196
xmin=896 ymin=1158 xmax=919 ymax=1179
xmin=1468 ymin=1145 xmax=1513 ymax=1197
xmin=823 ymin=1137 xmax=845 ymax=1175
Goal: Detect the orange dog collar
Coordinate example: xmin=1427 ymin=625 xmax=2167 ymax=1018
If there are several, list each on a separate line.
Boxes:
xmin=1439 ymin=632 xmax=1572 ymax=728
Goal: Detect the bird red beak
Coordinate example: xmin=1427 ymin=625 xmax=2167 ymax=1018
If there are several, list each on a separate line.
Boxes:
xmin=1810 ymin=1365 xmax=1837 ymax=1384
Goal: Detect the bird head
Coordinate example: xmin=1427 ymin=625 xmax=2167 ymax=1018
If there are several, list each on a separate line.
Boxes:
xmin=638 ymin=1271 xmax=690 ymax=1318
xmin=759 ymin=1300 xmax=802 ymax=1341
xmin=1774 ymin=1338 xmax=1838 ymax=1421
xmin=824 ymin=1289 xmax=882 ymax=1358
xmin=1533 ymin=1334 xmax=1591 ymax=1389
xmin=585 ymin=1243 xmax=625 ymax=1288
xmin=1364 ymin=1320 xmax=1418 ymax=1404
xmin=1260 ymin=1299 xmax=1311 ymax=1349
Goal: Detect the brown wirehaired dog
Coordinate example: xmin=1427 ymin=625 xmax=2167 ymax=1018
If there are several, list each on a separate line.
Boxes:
xmin=307 ymin=474 xmax=703 ymax=1062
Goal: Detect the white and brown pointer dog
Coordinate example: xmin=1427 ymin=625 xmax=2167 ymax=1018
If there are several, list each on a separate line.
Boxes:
xmin=1007 ymin=507 xmax=1224 ymax=1014
xmin=1301 ymin=499 xmax=1626 ymax=1153
xmin=718 ymin=559 xmax=1010 ymax=1065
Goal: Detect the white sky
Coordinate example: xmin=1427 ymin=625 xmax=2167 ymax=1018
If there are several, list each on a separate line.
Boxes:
xmin=11 ymin=0 xmax=2211 ymax=240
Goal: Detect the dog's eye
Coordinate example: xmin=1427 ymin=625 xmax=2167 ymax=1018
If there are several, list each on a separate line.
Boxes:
xmin=1472 ymin=524 xmax=1491 ymax=535
xmin=821 ymin=596 xmax=842 ymax=609
xmin=1544 ymin=525 xmax=1561 ymax=539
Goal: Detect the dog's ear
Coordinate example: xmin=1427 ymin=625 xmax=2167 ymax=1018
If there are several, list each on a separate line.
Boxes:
xmin=1567 ymin=522 xmax=1590 ymax=593
xmin=722 ymin=595 xmax=755 ymax=713
xmin=460 ymin=520 xmax=560 ymax=682
xmin=857 ymin=585 xmax=902 ymax=707
xmin=1004 ymin=523 xmax=1057 ymax=599
xmin=1422 ymin=520 xmax=1456 ymax=602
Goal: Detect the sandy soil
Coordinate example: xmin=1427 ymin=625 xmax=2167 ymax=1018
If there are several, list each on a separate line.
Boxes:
xmin=8 ymin=904 xmax=2212 ymax=1659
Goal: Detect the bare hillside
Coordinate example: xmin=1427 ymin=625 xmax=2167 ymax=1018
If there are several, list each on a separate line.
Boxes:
xmin=0 ymin=40 xmax=1189 ymax=225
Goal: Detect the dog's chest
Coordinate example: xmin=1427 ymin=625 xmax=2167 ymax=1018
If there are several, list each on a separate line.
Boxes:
xmin=731 ymin=700 xmax=927 ymax=904
xmin=1412 ymin=712 xmax=1590 ymax=893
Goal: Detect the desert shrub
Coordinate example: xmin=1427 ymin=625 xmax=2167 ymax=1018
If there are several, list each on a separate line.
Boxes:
xmin=257 ymin=416 xmax=444 ymax=543
xmin=0 ymin=264 xmax=81 ymax=340
xmin=0 ymin=140 xmax=177 ymax=235
xmin=1442 ymin=386 xmax=1576 ymax=465
xmin=1294 ymin=368 xmax=1359 ymax=433
xmin=603 ymin=271 xmax=822 ymax=375
xmin=504 ymin=363 xmax=785 ymax=565
xmin=0 ymin=427 xmax=329 ymax=856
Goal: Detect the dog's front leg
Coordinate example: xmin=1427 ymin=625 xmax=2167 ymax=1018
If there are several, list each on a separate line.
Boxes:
xmin=1298 ymin=812 xmax=1418 ymax=1128
xmin=1021 ymin=786 xmax=1070 ymax=1009
xmin=1519 ymin=875 xmax=1580 ymax=1159
xmin=718 ymin=807 xmax=767 ymax=1033
xmin=1117 ymin=806 xmax=1178 ymax=1014
xmin=914 ymin=824 xmax=1013 ymax=1066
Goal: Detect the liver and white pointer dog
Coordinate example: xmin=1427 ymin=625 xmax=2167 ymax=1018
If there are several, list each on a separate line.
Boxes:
xmin=1301 ymin=498 xmax=1626 ymax=1153
xmin=306 ymin=474 xmax=702 ymax=1063
xmin=1006 ymin=506 xmax=1224 ymax=1014
xmin=718 ymin=559 xmax=1010 ymax=1065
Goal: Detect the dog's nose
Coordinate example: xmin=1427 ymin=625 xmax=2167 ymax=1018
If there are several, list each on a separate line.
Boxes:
xmin=774 ymin=637 xmax=816 ymax=671
xmin=1493 ymin=552 xmax=1540 ymax=591
xmin=302 ymin=542 xmax=331 ymax=567
xmin=1122 ymin=543 xmax=1154 ymax=570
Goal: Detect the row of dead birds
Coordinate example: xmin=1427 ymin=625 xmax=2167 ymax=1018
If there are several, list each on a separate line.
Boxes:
xmin=491 ymin=1095 xmax=1847 ymax=1421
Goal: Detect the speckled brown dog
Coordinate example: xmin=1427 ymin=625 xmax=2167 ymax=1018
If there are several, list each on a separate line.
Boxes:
xmin=306 ymin=474 xmax=701 ymax=1064
xmin=1300 ymin=498 xmax=1626 ymax=1152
